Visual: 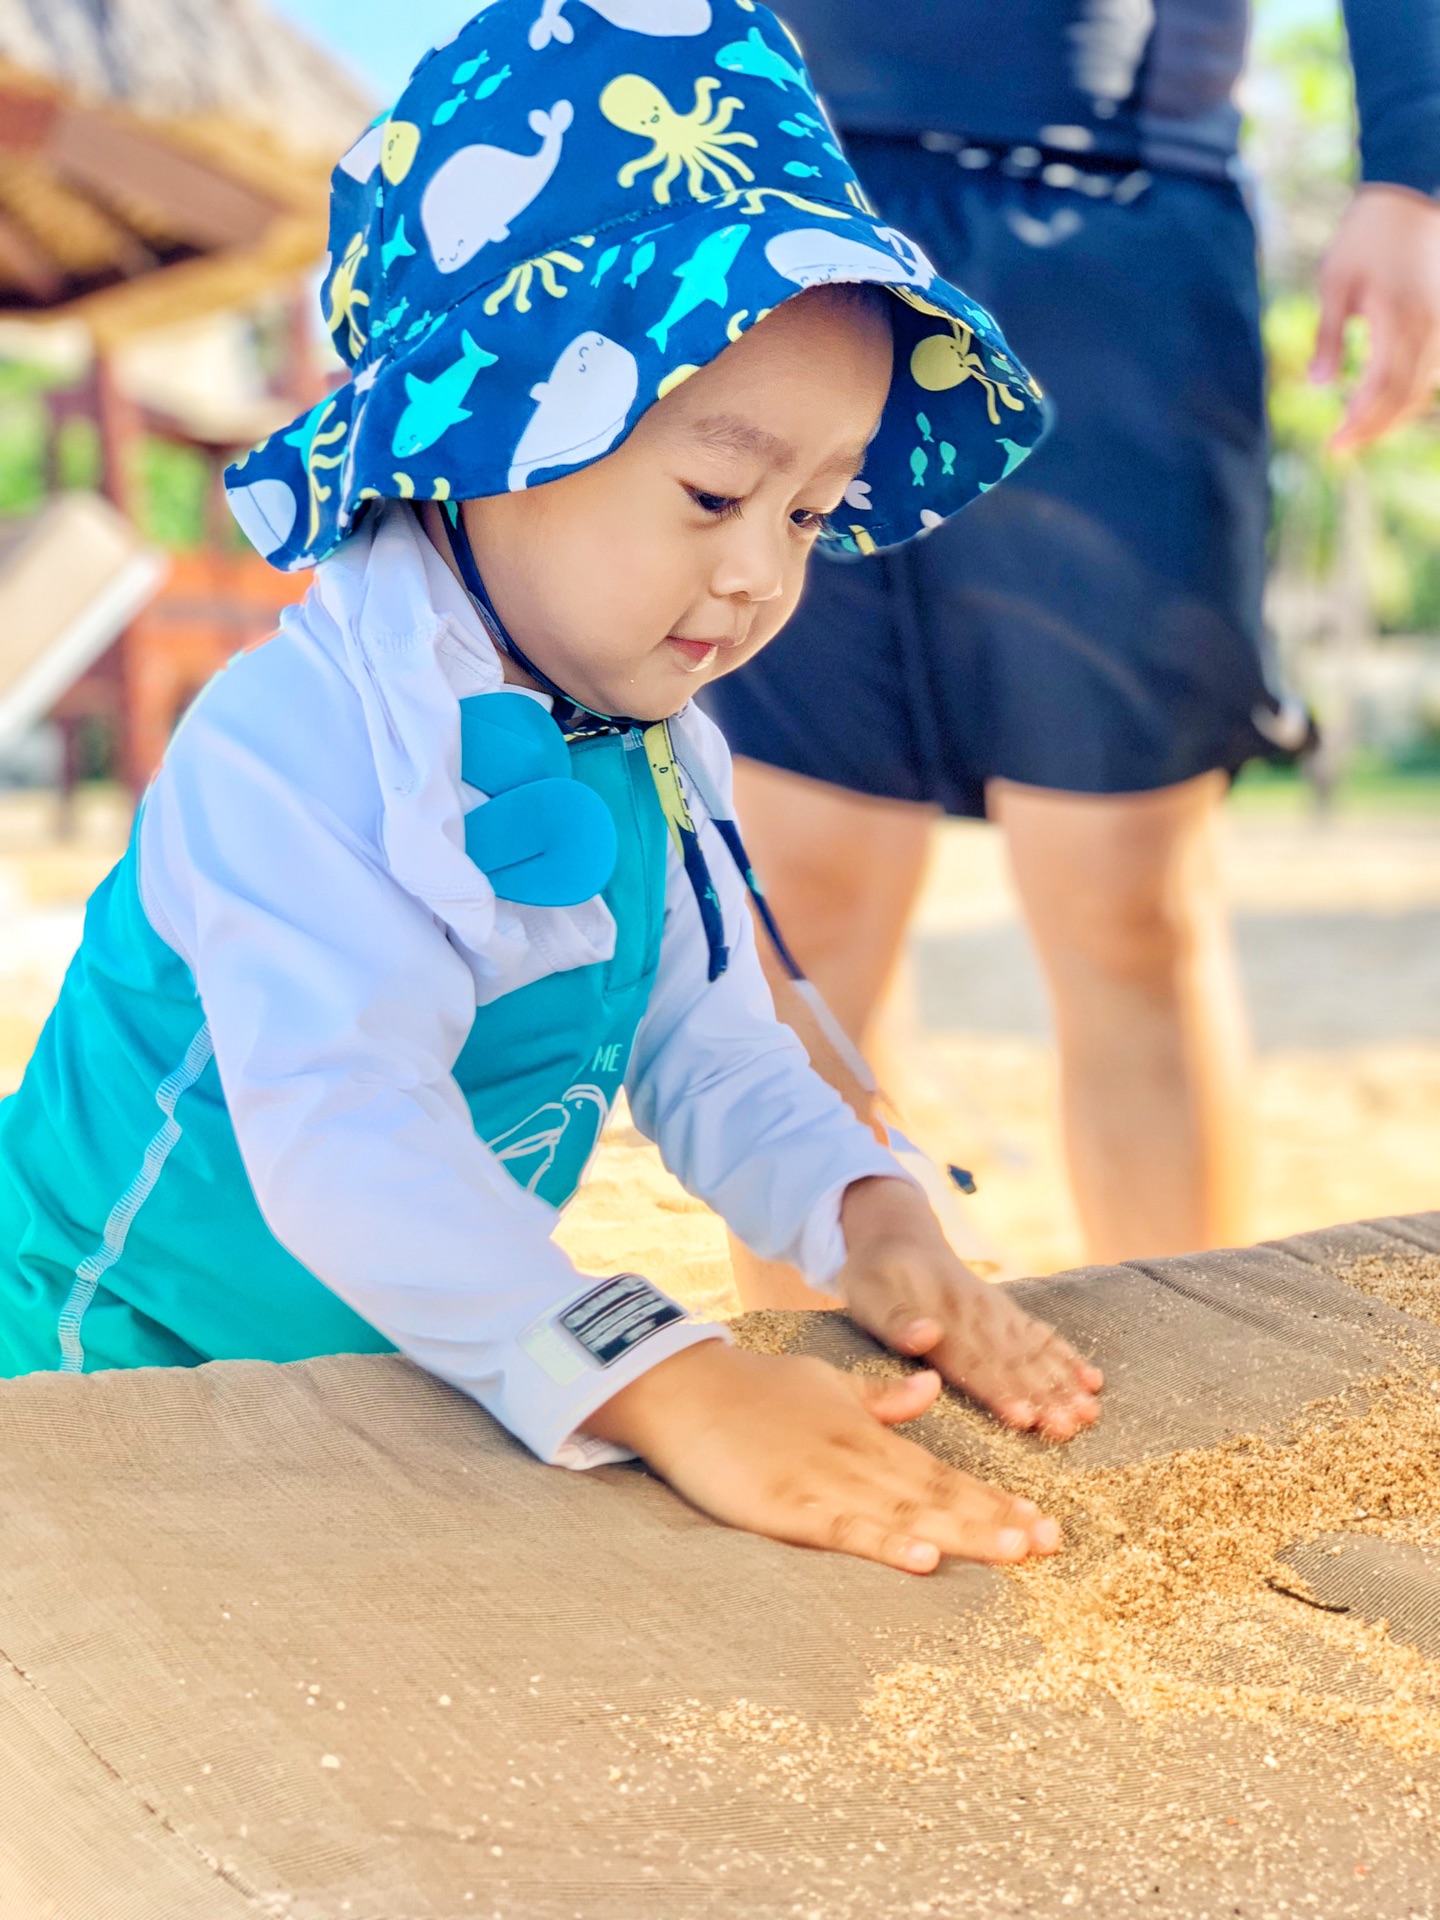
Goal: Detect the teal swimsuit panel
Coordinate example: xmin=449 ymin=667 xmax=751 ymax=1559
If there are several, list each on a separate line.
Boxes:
xmin=0 ymin=730 xmax=667 ymax=1377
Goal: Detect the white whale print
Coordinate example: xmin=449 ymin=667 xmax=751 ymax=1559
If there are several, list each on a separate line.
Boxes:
xmin=226 ymin=478 xmax=298 ymax=557
xmin=529 ymin=0 xmax=711 ymax=50
xmin=421 ymin=101 xmax=574 ymax=275
xmin=868 ymin=226 xmax=937 ymax=289
xmin=338 ymin=122 xmax=385 ymax=182
xmin=508 ymin=332 xmax=639 ymax=491
xmin=764 ymin=228 xmax=935 ymax=290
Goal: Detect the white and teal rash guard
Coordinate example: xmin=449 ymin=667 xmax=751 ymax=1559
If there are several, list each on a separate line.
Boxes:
xmin=0 ymin=505 xmax=902 ymax=1466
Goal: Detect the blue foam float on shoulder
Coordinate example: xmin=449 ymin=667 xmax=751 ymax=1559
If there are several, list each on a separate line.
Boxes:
xmin=459 ymin=689 xmax=570 ymax=794
xmin=464 ymin=779 xmax=618 ymax=907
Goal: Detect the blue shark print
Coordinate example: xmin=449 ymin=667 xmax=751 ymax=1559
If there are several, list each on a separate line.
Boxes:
xmin=381 ymin=217 xmax=417 ymax=273
xmin=714 ymin=27 xmax=810 ymax=92
xmin=392 ymin=331 xmax=498 ymax=458
xmin=647 ymin=224 xmax=748 ymax=352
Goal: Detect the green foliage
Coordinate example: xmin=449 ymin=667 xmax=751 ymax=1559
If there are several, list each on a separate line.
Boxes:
xmin=0 ymin=362 xmax=54 ymax=517
xmin=134 ymin=436 xmax=210 ymax=551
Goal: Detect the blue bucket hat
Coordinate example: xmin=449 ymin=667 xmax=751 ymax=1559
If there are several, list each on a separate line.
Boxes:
xmin=225 ymin=0 xmax=1047 ymax=574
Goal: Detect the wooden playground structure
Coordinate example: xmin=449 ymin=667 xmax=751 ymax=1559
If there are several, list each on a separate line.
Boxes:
xmin=0 ymin=0 xmax=369 ymax=793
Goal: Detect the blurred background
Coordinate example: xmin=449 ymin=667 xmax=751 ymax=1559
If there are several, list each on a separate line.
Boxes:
xmin=0 ymin=0 xmax=1432 ymax=1309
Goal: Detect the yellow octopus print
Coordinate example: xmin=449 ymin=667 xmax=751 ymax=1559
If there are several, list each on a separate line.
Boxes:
xmin=282 ymin=398 xmax=349 ymax=552
xmin=483 ymin=236 xmax=596 ymax=314
xmin=600 ymin=73 xmax=757 ymax=203
xmin=906 ymin=307 xmax=1030 ymax=427
xmin=325 ymin=233 xmax=371 ymax=361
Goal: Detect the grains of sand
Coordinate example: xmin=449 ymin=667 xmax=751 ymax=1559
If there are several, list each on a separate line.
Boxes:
xmin=706 ymin=1310 xmax=1440 ymax=1779
xmin=1336 ymin=1248 xmax=1440 ymax=1324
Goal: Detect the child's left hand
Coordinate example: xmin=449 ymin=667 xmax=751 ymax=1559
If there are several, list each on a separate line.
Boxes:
xmin=837 ymin=1177 xmax=1104 ymax=1441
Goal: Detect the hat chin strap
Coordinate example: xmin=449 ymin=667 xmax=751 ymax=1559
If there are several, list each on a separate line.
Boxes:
xmin=437 ymin=502 xmax=648 ymax=738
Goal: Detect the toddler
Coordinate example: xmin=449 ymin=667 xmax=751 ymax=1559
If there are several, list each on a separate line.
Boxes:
xmin=0 ymin=0 xmax=1101 ymax=1574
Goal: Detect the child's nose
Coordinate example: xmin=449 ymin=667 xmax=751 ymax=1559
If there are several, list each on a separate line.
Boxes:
xmin=710 ymin=524 xmax=788 ymax=607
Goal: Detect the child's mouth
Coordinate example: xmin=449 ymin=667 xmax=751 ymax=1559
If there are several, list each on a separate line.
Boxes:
xmin=664 ymin=636 xmax=722 ymax=673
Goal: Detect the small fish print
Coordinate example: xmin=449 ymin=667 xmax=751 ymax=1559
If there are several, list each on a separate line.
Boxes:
xmin=373 ymin=297 xmax=410 ymax=338
xmin=404 ymin=308 xmax=434 ymax=341
xmin=783 ymin=161 xmax=821 ymax=178
xmin=916 ymin=412 xmax=933 ymax=443
xmin=778 ymin=119 xmax=809 ymax=137
xmin=433 ymin=94 xmax=466 ymax=126
xmin=910 ymin=447 xmax=929 ymax=486
xmin=474 ymin=64 xmax=512 ymax=100
xmin=939 ymin=440 xmax=956 ymax=475
xmin=591 ymin=245 xmax=622 ymax=286
xmin=624 ymin=240 xmax=657 ymax=287
xmin=452 ymin=53 xmax=490 ymax=84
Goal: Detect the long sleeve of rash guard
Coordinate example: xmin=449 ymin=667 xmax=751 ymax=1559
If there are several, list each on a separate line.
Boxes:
xmin=138 ymin=628 xmax=900 ymax=1466
xmin=138 ymin=628 xmax=725 ymax=1467
xmin=1344 ymin=0 xmax=1440 ymax=197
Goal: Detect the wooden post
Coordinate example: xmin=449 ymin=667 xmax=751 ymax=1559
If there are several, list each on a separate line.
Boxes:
xmin=93 ymin=348 xmax=148 ymax=795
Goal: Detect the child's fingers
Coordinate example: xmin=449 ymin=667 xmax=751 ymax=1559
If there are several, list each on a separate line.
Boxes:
xmin=850 ymin=1367 xmax=942 ymax=1427
xmin=778 ymin=1457 xmax=1060 ymax=1572
xmin=928 ymin=1293 xmax=1103 ymax=1437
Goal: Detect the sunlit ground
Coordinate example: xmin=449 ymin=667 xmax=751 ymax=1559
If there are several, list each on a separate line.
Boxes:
xmin=1 ymin=780 xmax=1436 ymax=1321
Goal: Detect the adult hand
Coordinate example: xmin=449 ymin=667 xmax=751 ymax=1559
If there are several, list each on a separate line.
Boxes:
xmin=1313 ymin=183 xmax=1440 ymax=453
xmin=837 ymin=1176 xmax=1103 ymax=1441
xmin=583 ymin=1339 xmax=1062 ymax=1573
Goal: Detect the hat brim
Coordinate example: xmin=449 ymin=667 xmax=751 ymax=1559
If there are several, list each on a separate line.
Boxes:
xmin=227 ymin=197 xmax=1047 ymax=573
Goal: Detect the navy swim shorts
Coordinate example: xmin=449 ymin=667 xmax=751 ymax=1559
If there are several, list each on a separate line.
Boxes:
xmin=703 ymin=135 xmax=1311 ymax=816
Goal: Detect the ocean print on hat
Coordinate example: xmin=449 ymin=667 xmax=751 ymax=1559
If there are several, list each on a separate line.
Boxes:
xmin=226 ymin=0 xmax=1047 ymax=574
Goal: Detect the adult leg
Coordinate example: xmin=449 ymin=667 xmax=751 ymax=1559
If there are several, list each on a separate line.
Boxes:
xmin=732 ymin=757 xmax=936 ymax=1045
xmin=992 ymin=772 xmax=1253 ymax=1263
xmin=727 ymin=757 xmax=935 ymax=1309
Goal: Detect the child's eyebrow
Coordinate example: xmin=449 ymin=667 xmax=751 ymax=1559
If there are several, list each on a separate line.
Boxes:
xmin=685 ymin=415 xmax=872 ymax=484
xmin=688 ymin=414 xmax=797 ymax=471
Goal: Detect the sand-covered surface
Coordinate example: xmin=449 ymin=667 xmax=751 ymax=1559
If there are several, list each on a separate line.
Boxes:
xmin=2 ymin=787 xmax=1436 ymax=1311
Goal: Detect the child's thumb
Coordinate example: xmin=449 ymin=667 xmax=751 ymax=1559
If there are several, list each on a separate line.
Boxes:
xmin=852 ymin=1368 xmax=942 ymax=1427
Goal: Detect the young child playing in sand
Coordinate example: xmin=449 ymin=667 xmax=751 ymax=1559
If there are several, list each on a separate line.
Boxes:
xmin=0 ymin=0 xmax=1102 ymax=1573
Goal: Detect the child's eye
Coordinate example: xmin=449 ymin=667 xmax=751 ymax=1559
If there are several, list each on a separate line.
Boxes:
xmin=689 ymin=488 xmax=742 ymax=520
xmin=791 ymin=508 xmax=832 ymax=534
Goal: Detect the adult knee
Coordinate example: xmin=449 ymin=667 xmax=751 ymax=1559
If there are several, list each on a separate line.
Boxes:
xmin=1000 ymin=778 xmax=1225 ymax=996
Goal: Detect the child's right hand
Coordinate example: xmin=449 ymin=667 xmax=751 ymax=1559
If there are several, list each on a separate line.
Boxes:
xmin=583 ymin=1340 xmax=1062 ymax=1573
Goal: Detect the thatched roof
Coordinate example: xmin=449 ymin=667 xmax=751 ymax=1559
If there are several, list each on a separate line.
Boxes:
xmin=0 ymin=0 xmax=373 ymax=338
xmin=0 ymin=0 xmax=372 ymax=160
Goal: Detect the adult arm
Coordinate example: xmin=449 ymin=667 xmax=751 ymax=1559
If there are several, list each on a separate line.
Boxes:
xmin=1318 ymin=0 xmax=1440 ymax=447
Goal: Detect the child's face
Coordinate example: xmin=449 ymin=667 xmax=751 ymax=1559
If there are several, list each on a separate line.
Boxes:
xmin=441 ymin=287 xmax=893 ymax=722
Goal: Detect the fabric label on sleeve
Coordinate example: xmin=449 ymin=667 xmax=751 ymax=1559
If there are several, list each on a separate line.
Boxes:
xmin=519 ymin=1319 xmax=588 ymax=1387
xmin=559 ymin=1275 xmax=685 ymax=1368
